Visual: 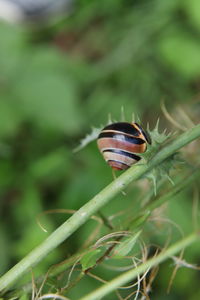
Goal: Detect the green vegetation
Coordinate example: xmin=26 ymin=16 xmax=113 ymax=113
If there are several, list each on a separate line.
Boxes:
xmin=0 ymin=0 xmax=200 ymax=299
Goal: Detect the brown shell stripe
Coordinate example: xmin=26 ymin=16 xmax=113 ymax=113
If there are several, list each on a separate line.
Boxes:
xmin=107 ymin=160 xmax=129 ymax=170
xmin=102 ymin=148 xmax=141 ymax=160
xmin=97 ymin=138 xmax=147 ymax=153
xmin=103 ymin=149 xmax=140 ymax=166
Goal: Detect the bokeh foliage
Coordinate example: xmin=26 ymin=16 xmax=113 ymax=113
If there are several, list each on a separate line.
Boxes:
xmin=0 ymin=0 xmax=200 ymax=299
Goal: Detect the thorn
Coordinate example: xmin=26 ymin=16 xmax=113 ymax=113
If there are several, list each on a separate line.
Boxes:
xmin=112 ymin=170 xmax=126 ymax=196
xmin=155 ymin=118 xmax=160 ymax=132
xmin=73 ymin=146 xmax=79 ymax=153
xmin=108 ymin=113 xmax=112 ymax=124
xmin=136 ymin=114 xmax=141 ymax=123
xmin=132 ymin=113 xmax=135 ymax=123
xmin=161 ymin=100 xmax=187 ymax=131
xmin=170 ymin=130 xmax=177 ymax=137
xmin=120 ymin=106 xmax=125 ymax=121
xmin=163 ymin=128 xmax=167 ymax=135
xmin=121 ymin=190 xmax=127 ymax=196
xmin=166 ymin=174 xmax=175 ymax=186
xmin=150 ymin=174 xmax=157 ymax=196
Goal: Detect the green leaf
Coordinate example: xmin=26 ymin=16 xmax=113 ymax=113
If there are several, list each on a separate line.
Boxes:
xmin=80 ymin=248 xmax=103 ymax=271
xmin=112 ymin=230 xmax=141 ymax=258
xmin=129 ymin=212 xmax=151 ymax=231
xmin=19 ymin=294 xmax=29 ymax=300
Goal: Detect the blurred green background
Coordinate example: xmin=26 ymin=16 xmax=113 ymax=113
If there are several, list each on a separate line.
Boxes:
xmin=0 ymin=0 xmax=200 ymax=299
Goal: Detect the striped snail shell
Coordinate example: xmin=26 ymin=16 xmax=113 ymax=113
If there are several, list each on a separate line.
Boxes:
xmin=97 ymin=122 xmax=151 ymax=170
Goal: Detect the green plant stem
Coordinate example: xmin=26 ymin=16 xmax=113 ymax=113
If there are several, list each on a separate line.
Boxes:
xmin=21 ymin=164 xmax=200 ymax=294
xmin=79 ymin=232 xmax=199 ymax=300
xmin=22 ymin=166 xmax=200 ymax=293
xmin=0 ymin=124 xmax=199 ymax=292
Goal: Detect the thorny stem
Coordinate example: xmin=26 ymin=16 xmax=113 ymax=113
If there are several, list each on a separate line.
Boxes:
xmin=21 ymin=166 xmax=200 ymax=294
xmin=144 ymin=167 xmax=200 ymax=212
xmin=0 ymin=124 xmax=200 ymax=292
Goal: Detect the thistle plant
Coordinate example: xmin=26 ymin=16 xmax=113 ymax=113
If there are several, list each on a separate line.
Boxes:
xmin=0 ymin=114 xmax=199 ymax=300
